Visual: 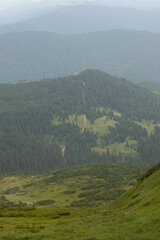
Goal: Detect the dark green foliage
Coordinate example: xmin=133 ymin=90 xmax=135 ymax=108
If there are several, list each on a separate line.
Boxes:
xmin=0 ymin=196 xmax=12 ymax=205
xmin=63 ymin=190 xmax=76 ymax=194
xmin=35 ymin=199 xmax=55 ymax=206
xmin=81 ymin=70 xmax=160 ymax=121
xmin=103 ymin=119 xmax=147 ymax=145
xmin=137 ymin=126 xmax=160 ymax=165
xmin=138 ymin=161 xmax=160 ymax=182
xmin=0 ymin=70 xmax=160 ymax=174
xmin=4 ymin=187 xmax=19 ymax=194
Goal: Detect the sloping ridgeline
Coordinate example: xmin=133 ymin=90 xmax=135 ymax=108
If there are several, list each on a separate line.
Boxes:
xmin=0 ymin=70 xmax=160 ymax=174
xmin=114 ymin=161 xmax=160 ymax=222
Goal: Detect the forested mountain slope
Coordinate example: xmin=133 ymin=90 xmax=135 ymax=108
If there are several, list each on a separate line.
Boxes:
xmin=0 ymin=70 xmax=160 ymax=174
xmin=140 ymin=81 xmax=160 ymax=94
xmin=1 ymin=30 xmax=160 ymax=83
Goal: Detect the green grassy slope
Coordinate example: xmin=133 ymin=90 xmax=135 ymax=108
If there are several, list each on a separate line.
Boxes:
xmin=0 ymin=163 xmax=159 ymax=239
xmin=0 ymin=163 xmax=144 ymax=207
xmin=115 ymin=162 xmax=160 ymax=209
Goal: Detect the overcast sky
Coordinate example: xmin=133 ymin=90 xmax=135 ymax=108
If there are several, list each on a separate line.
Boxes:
xmin=0 ymin=0 xmax=160 ymax=25
xmin=1 ymin=0 xmax=160 ymax=10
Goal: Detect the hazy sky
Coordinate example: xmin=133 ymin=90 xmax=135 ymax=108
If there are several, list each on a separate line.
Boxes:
xmin=0 ymin=0 xmax=160 ymax=10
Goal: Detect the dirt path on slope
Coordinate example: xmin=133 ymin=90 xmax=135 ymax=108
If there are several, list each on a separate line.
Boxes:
xmin=62 ymin=145 xmax=66 ymax=157
xmin=82 ymin=81 xmax=86 ymax=105
xmin=82 ymin=114 xmax=87 ymax=133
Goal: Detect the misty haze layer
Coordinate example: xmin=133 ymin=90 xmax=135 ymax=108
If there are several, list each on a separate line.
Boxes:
xmin=0 ymin=0 xmax=160 ymax=25
xmin=0 ymin=1 xmax=160 ymax=83
xmin=0 ymin=4 xmax=160 ymax=35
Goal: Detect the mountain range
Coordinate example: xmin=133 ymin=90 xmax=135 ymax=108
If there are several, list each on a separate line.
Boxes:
xmin=1 ymin=4 xmax=160 ymax=34
xmin=1 ymin=3 xmax=160 ymax=83
xmin=1 ymin=30 xmax=160 ymax=83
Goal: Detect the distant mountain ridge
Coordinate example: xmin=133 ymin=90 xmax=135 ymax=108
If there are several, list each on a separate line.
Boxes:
xmin=0 ymin=30 xmax=160 ymax=83
xmin=1 ymin=5 xmax=160 ymax=34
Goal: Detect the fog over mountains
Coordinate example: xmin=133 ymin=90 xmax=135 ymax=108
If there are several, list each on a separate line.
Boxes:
xmin=1 ymin=0 xmax=160 ymax=24
xmin=1 ymin=3 xmax=160 ymax=34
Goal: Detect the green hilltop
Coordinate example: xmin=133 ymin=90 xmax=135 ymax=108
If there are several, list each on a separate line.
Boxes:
xmin=1 ymin=69 xmax=160 ymax=174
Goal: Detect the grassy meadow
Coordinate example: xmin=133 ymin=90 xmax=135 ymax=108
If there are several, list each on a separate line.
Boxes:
xmin=65 ymin=110 xmax=159 ymax=157
xmin=0 ymin=164 xmax=144 ymax=207
xmin=0 ymin=163 xmax=159 ymax=240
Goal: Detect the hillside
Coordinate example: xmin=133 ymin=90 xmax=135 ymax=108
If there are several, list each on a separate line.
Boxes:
xmin=1 ymin=30 xmax=160 ymax=83
xmin=0 ymin=70 xmax=160 ymax=174
xmin=0 ymin=162 xmax=159 ymax=239
xmin=116 ymin=162 xmax=160 ymax=209
xmin=0 ymin=163 xmax=144 ymax=207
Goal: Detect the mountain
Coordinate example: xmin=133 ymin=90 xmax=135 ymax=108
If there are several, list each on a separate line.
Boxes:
xmin=0 ymin=69 xmax=160 ymax=174
xmin=1 ymin=5 xmax=160 ymax=34
xmin=1 ymin=30 xmax=160 ymax=83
